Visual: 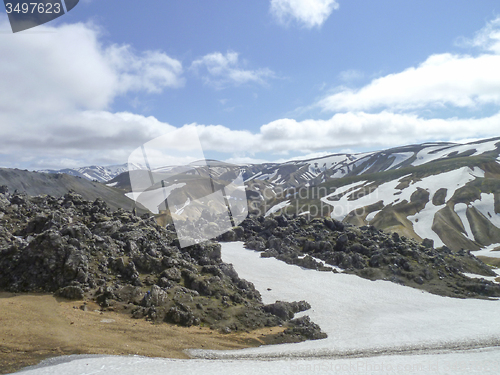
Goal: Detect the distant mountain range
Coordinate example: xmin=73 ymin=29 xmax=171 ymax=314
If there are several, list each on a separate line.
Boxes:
xmin=251 ymin=137 xmax=500 ymax=254
xmin=33 ymin=136 xmax=500 ymax=255
xmin=39 ymin=163 xmax=144 ymax=183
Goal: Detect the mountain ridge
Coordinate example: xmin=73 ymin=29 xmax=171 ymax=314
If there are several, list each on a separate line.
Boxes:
xmin=27 ymin=136 xmax=500 ymax=256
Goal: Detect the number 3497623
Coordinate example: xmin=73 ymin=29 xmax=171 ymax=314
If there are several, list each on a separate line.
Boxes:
xmin=5 ymin=2 xmax=62 ymax=14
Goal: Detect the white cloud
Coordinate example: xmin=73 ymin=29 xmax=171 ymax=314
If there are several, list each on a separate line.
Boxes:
xmin=0 ymin=18 xmax=184 ymax=169
xmin=319 ymin=16 xmax=500 ymax=112
xmin=0 ymin=110 xmax=175 ymax=169
xmin=319 ymin=53 xmax=500 ymax=112
xmin=190 ymin=51 xmax=275 ymax=88
xmin=105 ymin=46 xmax=184 ymax=94
xmin=0 ymin=19 xmax=184 ymax=113
xmin=460 ymin=16 xmax=500 ymax=54
xmin=191 ymin=111 xmax=500 ymax=158
xmin=270 ymin=0 xmax=339 ymax=28
xmin=3 ymin=16 xmax=500 ymax=170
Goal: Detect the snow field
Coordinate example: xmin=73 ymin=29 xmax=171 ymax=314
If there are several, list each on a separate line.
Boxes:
xmin=17 ymin=242 xmax=500 ymax=375
xmin=190 ymin=243 xmax=500 ymax=360
xmin=18 ymin=350 xmax=500 ymax=375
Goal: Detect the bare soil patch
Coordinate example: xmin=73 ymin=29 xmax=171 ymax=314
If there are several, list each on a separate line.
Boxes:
xmin=0 ymin=293 xmax=283 ymax=374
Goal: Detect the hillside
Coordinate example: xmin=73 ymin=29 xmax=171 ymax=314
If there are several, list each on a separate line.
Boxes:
xmin=39 ymin=163 xmax=144 ymax=183
xmin=241 ymin=137 xmax=500 ymax=189
xmin=0 ymin=168 xmax=136 ymax=212
xmin=37 ymin=137 xmax=500 ymax=254
xmin=0 ymin=190 xmax=325 ymax=342
xmin=254 ymin=138 xmax=500 ymax=255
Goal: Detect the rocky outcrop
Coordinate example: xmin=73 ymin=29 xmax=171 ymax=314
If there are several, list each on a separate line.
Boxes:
xmin=0 ymin=188 xmax=326 ymax=341
xmin=233 ymin=214 xmax=500 ymax=299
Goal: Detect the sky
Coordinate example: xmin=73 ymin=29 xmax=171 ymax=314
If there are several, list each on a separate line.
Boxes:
xmin=1 ymin=0 xmax=500 ymax=169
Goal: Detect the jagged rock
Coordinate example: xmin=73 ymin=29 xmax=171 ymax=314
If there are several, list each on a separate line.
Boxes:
xmin=165 ymin=304 xmax=197 ymax=327
xmin=335 ymin=233 xmax=349 ymax=251
xmin=284 ymin=316 xmax=327 ymax=340
xmin=161 ymin=267 xmax=182 ymax=282
xmin=141 ymin=285 xmax=169 ymax=307
xmin=0 ymin=192 xmax=324 ymax=339
xmin=422 ymin=238 xmax=434 ymax=248
xmin=245 ymin=238 xmax=266 ymax=251
xmin=324 ymin=218 xmax=344 ymax=232
xmin=263 ymin=300 xmax=311 ymax=320
xmin=56 ymin=285 xmax=84 ymax=300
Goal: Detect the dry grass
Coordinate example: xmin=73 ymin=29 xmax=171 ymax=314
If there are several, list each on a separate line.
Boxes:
xmin=477 ymin=256 xmax=500 ymax=268
xmin=0 ymin=293 xmax=282 ymax=374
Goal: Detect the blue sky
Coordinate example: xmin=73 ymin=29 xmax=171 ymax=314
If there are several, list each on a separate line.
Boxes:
xmin=1 ymin=0 xmax=500 ymax=169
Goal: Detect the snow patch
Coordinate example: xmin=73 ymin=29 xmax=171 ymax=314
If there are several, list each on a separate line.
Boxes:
xmin=471 ymin=193 xmax=500 ymax=229
xmin=473 ymin=243 xmax=500 ymax=258
xmin=454 ymin=203 xmax=474 ymax=240
xmin=264 ymin=200 xmax=291 ymax=217
xmin=366 ymin=210 xmax=381 ymax=221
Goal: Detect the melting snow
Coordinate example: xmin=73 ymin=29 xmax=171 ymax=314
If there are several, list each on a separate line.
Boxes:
xmin=320 ymin=167 xmax=483 ymax=245
xmin=412 ymin=140 xmax=499 ymax=167
xmin=366 ymin=209 xmax=381 ymax=221
xmin=473 ymin=243 xmax=500 ymax=258
xmin=454 ymin=203 xmax=474 ymax=240
xmin=471 ymin=193 xmax=500 ymax=229
xmin=264 ymin=200 xmax=291 ymax=217
xmin=387 ymin=152 xmax=414 ymax=170
xmin=17 ymin=242 xmax=500 ymax=375
xmin=191 ymin=243 xmax=500 ymax=362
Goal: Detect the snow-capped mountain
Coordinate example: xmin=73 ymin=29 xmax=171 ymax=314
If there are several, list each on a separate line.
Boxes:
xmin=39 ymin=137 xmax=500 ymax=256
xmin=40 ymin=163 xmax=144 ymax=183
xmin=258 ymin=137 xmax=500 ymax=255
xmin=241 ymin=137 xmax=500 ymax=188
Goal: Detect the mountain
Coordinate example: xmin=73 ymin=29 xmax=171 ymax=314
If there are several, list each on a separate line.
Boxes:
xmin=39 ymin=163 xmax=144 ymax=183
xmin=0 ymin=168 xmax=139 ymax=212
xmin=257 ymin=137 xmax=500 ymax=255
xmin=34 ymin=137 xmax=500 ymax=255
xmin=241 ymin=137 xmax=500 ymax=189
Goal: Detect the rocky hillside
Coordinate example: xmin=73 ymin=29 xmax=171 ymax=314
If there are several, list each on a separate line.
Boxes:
xmin=0 ymin=188 xmax=325 ymax=342
xmin=225 ymin=214 xmax=500 ymax=299
xmin=0 ymin=168 xmax=139 ymax=212
xmin=260 ymin=139 xmax=500 ymax=254
xmin=38 ymin=137 xmax=500 ymax=254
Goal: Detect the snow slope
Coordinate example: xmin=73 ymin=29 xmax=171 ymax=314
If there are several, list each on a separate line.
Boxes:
xmin=320 ymin=167 xmax=484 ymax=247
xmin=20 ymin=242 xmax=500 ymax=375
xmin=191 ymin=242 xmax=500 ymax=359
xmin=264 ymin=200 xmax=291 ymax=217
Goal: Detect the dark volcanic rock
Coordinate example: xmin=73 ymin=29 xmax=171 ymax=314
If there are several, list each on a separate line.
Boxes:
xmin=263 ymin=300 xmax=311 ymax=320
xmin=230 ymin=214 xmax=500 ymax=299
xmin=285 ymin=316 xmax=328 ymax=341
xmin=0 ymin=191 xmax=325 ymax=340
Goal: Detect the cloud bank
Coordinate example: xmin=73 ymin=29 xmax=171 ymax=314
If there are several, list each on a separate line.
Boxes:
xmin=2 ymin=16 xmax=500 ymax=169
xmin=318 ymin=17 xmax=500 ymax=112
